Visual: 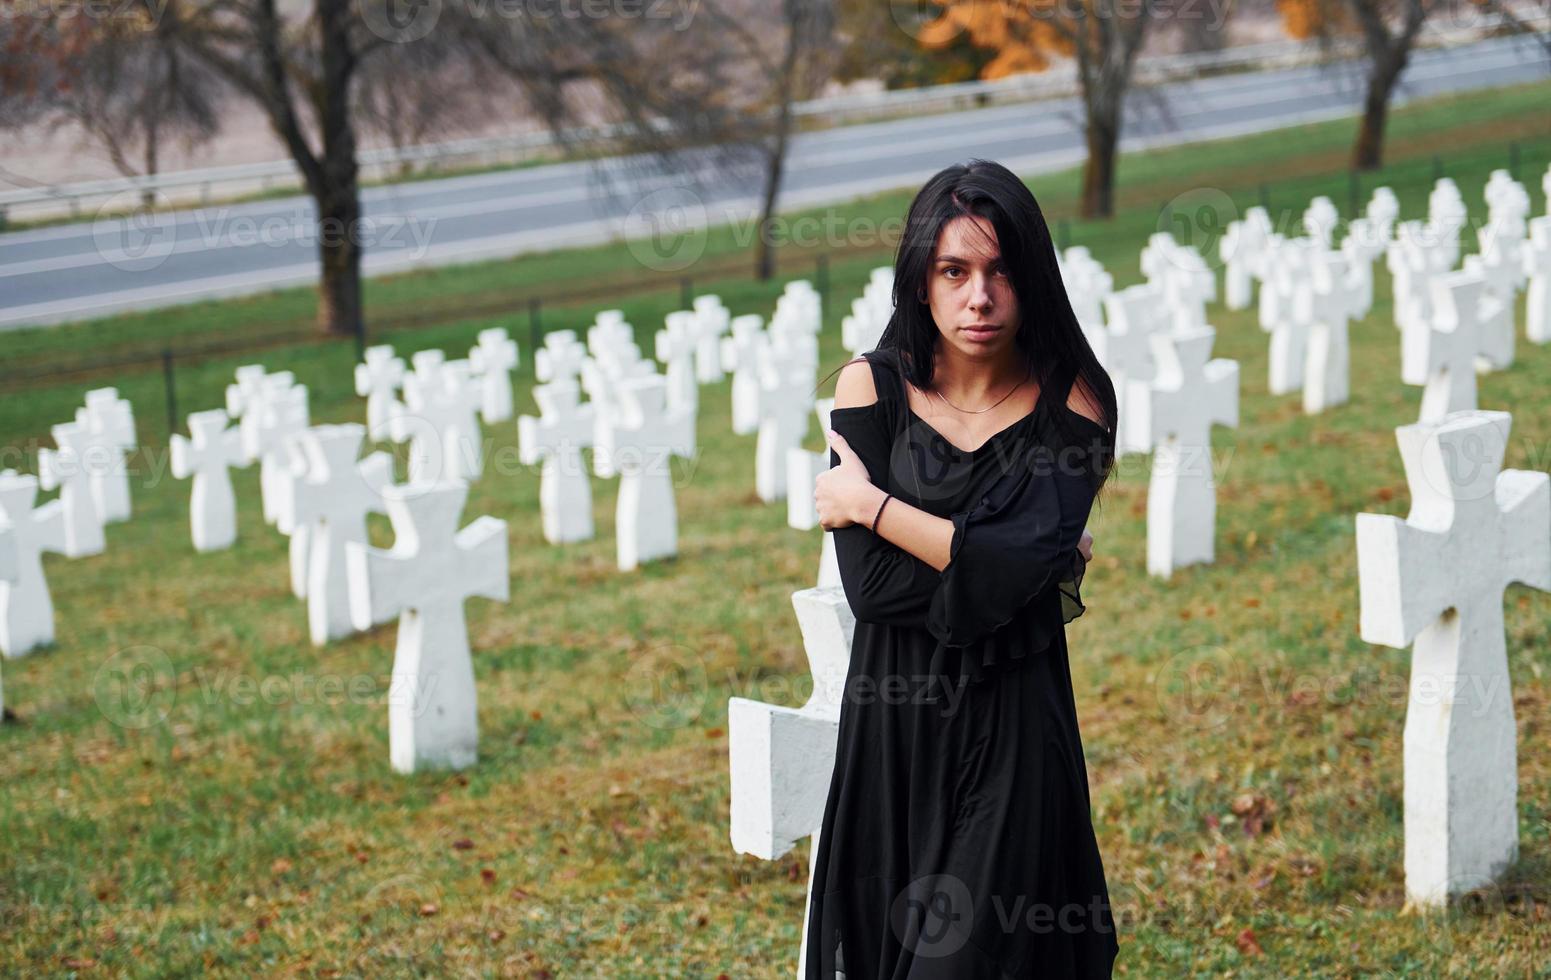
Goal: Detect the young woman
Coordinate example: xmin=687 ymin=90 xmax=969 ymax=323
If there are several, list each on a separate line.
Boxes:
xmin=807 ymin=159 xmax=1120 ymax=978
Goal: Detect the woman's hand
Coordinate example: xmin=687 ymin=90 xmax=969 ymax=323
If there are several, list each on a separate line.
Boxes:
xmin=1078 ymin=528 xmax=1094 ymax=562
xmin=815 ymin=429 xmax=881 ymax=531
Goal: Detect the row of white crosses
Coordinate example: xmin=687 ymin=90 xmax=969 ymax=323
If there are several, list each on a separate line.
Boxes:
xmin=0 ymin=389 xmax=138 ymax=666
xmin=1059 ymin=246 xmax=1114 ymax=345
xmin=169 ymin=357 xmax=509 ymax=773
xmin=841 ymin=267 xmax=892 ymax=357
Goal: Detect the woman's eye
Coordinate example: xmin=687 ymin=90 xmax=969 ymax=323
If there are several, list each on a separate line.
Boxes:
xmin=943 ymin=267 xmax=962 ymax=278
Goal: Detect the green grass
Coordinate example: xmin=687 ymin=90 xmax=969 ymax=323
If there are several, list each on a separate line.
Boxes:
xmin=2 ymin=81 xmax=1550 ymax=976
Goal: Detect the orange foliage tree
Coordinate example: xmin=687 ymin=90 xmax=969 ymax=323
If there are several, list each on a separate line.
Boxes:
xmin=919 ymin=0 xmax=1154 ymax=218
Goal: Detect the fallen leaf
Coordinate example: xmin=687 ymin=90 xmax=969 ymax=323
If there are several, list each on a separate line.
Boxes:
xmin=1235 ymin=926 xmax=1263 ymax=956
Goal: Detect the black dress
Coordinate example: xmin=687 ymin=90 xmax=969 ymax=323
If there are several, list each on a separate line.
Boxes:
xmin=805 ymin=348 xmax=1118 ymax=979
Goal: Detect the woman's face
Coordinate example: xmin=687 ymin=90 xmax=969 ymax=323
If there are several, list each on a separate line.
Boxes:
xmin=925 ymin=215 xmax=1021 ymax=360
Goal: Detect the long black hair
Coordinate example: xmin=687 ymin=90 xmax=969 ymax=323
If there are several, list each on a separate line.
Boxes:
xmin=823 ymin=158 xmax=1118 ymax=498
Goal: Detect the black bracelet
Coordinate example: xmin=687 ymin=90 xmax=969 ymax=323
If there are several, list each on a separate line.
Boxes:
xmin=870 ymin=493 xmax=892 ymax=533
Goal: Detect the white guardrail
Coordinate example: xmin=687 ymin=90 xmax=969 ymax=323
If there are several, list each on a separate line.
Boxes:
xmin=1 ymin=15 xmax=1544 ymax=226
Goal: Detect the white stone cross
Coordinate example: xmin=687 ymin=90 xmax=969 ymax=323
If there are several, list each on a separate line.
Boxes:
xmin=0 ymin=471 xmax=67 ymax=658
xmin=691 ymin=295 xmax=730 ymax=384
xmin=434 ymin=360 xmax=485 ymax=481
xmin=355 ymin=345 xmax=406 ymax=438
xmin=535 ymin=330 xmax=589 ymax=384
xmin=1403 ymin=270 xmax=1486 ymax=422
xmin=1526 ymin=216 xmax=1551 ymax=344
xmin=517 ymin=379 xmax=597 ymax=545
xmin=250 ymin=383 xmax=311 ymax=527
xmin=597 ymin=375 xmax=695 ymax=571
xmin=727 ymin=585 xmax=856 ymax=977
xmin=1299 ymin=247 xmax=1354 ymax=414
xmin=587 ymin=310 xmax=633 ymax=359
xmin=1261 ymin=237 xmax=1312 ymax=396
xmin=1462 ymin=253 xmax=1515 ymax=372
xmin=655 ymin=310 xmax=700 ymax=415
xmin=1303 ymin=195 xmax=1340 ymax=248
xmin=469 ymin=328 xmax=520 ymax=425
xmin=1356 ymin=410 xmax=1550 ymax=908
xmin=1129 ymin=327 xmax=1239 ymax=578
xmin=755 ymin=346 xmax=816 ymax=504
xmin=38 ymin=421 xmax=106 ymax=558
xmin=347 ymin=481 xmax=509 ymax=774
xmin=290 ymin=424 xmax=395 ymax=645
xmin=170 ymin=409 xmax=249 ymax=552
xmin=75 ymin=387 xmax=136 ymax=524
xmin=721 ymin=314 xmax=767 ymax=436
xmin=785 ymin=400 xmax=841 ymax=589
xmin=1098 ymin=283 xmax=1170 ymax=456
xmin=1221 ymin=206 xmax=1272 ymax=310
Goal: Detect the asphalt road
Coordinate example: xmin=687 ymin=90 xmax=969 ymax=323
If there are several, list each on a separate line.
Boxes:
xmin=0 ymin=34 xmax=1544 ymax=331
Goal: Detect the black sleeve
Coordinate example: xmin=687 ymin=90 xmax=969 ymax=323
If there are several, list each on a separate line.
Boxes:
xmin=925 ymin=441 xmax=1098 ymax=648
xmin=828 ymin=402 xmax=940 ymax=628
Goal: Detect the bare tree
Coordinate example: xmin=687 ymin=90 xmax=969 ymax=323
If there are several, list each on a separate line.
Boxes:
xmin=702 ymin=0 xmax=837 ymax=280
xmin=48 ymin=8 xmax=224 ymax=201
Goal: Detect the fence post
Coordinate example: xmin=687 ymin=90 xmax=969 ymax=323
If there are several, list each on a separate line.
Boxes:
xmin=680 ymin=276 xmax=693 ymax=309
xmin=1057 ymin=218 xmax=1070 ymax=251
xmin=528 ymin=297 xmax=543 ymax=363
xmin=1258 ymin=183 xmax=1270 ymax=214
xmin=162 ymin=349 xmax=178 ymax=436
xmin=354 ymin=315 xmax=366 ymax=363
xmin=1432 ymin=155 xmax=1443 ymax=182
xmin=1509 ymin=141 xmax=1520 ymax=179
xmin=1347 ymin=169 xmax=1360 ymax=219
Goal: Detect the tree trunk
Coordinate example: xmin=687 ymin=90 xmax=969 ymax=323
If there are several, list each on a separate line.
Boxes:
xmin=317 ymin=189 xmax=364 ymax=339
xmin=1080 ymin=111 xmax=1119 ymax=220
xmin=315 ymin=0 xmax=363 ymax=338
xmin=756 ymin=138 xmax=788 ymax=282
xmin=1352 ymin=53 xmax=1404 ymax=171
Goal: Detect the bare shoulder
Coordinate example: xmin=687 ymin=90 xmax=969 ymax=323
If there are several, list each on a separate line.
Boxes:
xmin=834 ymin=357 xmax=879 ymax=410
xmin=1065 ymin=382 xmax=1105 ymax=428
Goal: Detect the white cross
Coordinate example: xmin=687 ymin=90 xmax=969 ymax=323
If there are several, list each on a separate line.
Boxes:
xmin=434 ymin=360 xmax=485 ymax=481
xmin=1129 ymin=327 xmax=1239 ymax=578
xmin=469 ymin=328 xmax=520 ymax=425
xmin=1261 ymin=237 xmax=1312 ymax=396
xmin=1221 ymin=207 xmax=1272 ymax=311
xmin=1356 ymin=410 xmax=1550 ymax=907
xmin=355 ymin=345 xmax=405 ymax=438
xmin=290 ymin=424 xmax=395 ymax=645
xmin=249 ymin=383 xmax=310 ymax=527
xmin=0 ymin=471 xmax=67 ymax=658
xmin=587 ymin=311 xmax=633 ymax=359
xmin=754 ymin=345 xmax=816 ymax=504
xmin=1340 ymin=216 xmax=1387 ymax=319
xmin=597 ymin=375 xmax=695 ymax=571
xmin=1403 ymin=270 xmax=1485 ymax=422
xmin=535 ymin=330 xmax=589 ymax=384
xmin=582 ymin=352 xmax=658 ymax=481
xmin=721 ymin=314 xmax=767 ymax=436
xmin=0 ymin=521 xmax=13 ymax=706
xmin=1525 ymin=216 xmax=1551 ymax=344
xmin=1099 ymin=283 xmax=1169 ymax=456
xmin=1303 ymin=195 xmax=1339 ymax=248
xmin=1367 ymin=186 xmax=1400 ymax=239
xmin=691 ymin=295 xmax=730 ymax=383
xmin=1462 ymin=253 xmax=1515 ymax=372
xmin=516 ymin=379 xmax=597 ymax=545
xmin=38 ymin=420 xmax=106 ymax=558
xmin=726 ymin=586 xmax=856 ymax=977
xmin=347 ymin=481 xmax=509 ymax=774
xmin=1300 ymin=247 xmax=1354 ymax=414
xmin=75 ymin=388 xmax=136 ymax=523
xmin=785 ymin=400 xmax=840 ymax=589
xmin=655 ymin=310 xmax=700 ymax=415
xmin=170 ymin=409 xmax=248 ymax=552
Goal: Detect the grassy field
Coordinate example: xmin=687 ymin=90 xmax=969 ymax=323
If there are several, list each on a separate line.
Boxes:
xmin=1 ymin=81 xmax=1550 ymax=976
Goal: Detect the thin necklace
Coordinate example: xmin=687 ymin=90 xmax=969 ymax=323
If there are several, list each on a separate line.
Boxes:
xmin=930 ymin=364 xmax=1033 ymax=415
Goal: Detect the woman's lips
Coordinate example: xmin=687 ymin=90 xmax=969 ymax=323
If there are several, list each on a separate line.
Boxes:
xmin=963 ymin=326 xmax=999 ymax=341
